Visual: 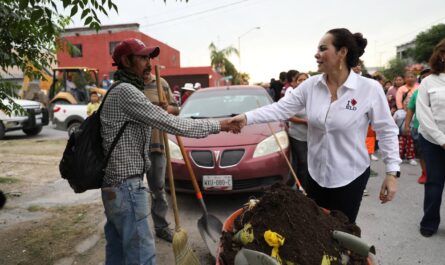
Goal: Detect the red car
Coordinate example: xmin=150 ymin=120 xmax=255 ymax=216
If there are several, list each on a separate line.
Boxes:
xmin=167 ymin=86 xmax=290 ymax=194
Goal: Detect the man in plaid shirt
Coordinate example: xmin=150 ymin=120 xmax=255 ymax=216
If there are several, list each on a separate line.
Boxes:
xmin=100 ymin=38 xmax=239 ymax=265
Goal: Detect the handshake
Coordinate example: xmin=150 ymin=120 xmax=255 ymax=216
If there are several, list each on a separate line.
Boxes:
xmin=219 ymin=114 xmax=247 ymax=134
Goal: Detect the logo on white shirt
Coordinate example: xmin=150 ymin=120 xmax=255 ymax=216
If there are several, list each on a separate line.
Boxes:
xmin=346 ymin=99 xmax=357 ymax=111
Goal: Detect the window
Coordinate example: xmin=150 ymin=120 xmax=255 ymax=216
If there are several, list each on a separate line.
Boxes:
xmin=71 ymin=44 xmax=83 ymax=58
xmin=109 ymin=41 xmax=120 ymax=55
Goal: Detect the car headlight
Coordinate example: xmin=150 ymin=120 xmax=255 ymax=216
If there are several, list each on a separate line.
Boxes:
xmin=168 ymin=139 xmax=183 ymax=160
xmin=253 ymin=131 xmax=289 ymax=158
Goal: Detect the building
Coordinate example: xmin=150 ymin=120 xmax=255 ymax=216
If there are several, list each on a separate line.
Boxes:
xmin=57 ymin=23 xmax=222 ymax=89
xmin=396 ymin=40 xmax=415 ymax=63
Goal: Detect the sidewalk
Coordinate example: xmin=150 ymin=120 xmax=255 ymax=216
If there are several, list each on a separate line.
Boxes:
xmin=358 ymin=157 xmax=445 ymax=264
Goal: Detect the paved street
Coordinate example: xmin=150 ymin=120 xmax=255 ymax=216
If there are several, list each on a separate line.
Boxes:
xmin=157 ymin=152 xmax=445 ymax=265
xmin=2 ymin=123 xmax=68 ymax=141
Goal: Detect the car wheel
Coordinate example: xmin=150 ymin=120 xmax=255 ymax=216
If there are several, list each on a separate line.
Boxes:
xmin=67 ymin=122 xmax=81 ymax=136
xmin=0 ymin=123 xmax=5 ymax=140
xmin=23 ymin=126 xmax=43 ymax=136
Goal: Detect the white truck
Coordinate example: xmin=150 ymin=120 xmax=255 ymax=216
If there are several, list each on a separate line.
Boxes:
xmin=0 ymin=99 xmax=49 ymax=140
xmin=52 ymin=104 xmax=88 ymax=136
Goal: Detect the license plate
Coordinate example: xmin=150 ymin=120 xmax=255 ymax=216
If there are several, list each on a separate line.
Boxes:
xmin=202 ymin=175 xmax=233 ymax=191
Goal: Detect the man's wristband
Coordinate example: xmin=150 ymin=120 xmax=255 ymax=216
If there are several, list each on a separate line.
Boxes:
xmin=386 ymin=171 xmax=400 ymax=178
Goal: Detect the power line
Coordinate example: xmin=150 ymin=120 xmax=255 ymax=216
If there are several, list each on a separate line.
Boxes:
xmin=138 ymin=0 xmax=210 ymax=22
xmin=376 ymin=16 xmax=445 ymax=48
xmin=140 ymin=0 xmax=248 ymax=28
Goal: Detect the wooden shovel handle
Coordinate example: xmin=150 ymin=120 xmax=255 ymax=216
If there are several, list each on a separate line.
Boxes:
xmin=155 ymin=65 xmax=181 ymax=230
xmin=175 ymin=136 xmax=204 ymax=201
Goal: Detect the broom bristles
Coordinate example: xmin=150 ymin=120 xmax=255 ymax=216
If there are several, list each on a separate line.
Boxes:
xmin=173 ymin=228 xmax=201 ymax=265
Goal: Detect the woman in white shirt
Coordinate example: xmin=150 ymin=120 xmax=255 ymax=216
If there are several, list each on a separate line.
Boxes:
xmin=416 ymin=38 xmax=445 ymax=237
xmin=286 ymin=72 xmax=310 ymax=190
xmin=230 ymin=28 xmax=401 ymax=223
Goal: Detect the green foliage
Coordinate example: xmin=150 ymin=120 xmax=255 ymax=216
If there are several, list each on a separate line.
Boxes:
xmin=381 ymin=57 xmax=408 ymax=80
xmin=409 ymin=24 xmax=445 ymax=63
xmin=0 ymin=0 xmax=118 ymax=114
xmin=208 ymin=42 xmax=241 ymax=84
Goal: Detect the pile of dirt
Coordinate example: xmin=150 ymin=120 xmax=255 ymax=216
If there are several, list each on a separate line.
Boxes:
xmin=219 ymin=184 xmax=368 ymax=265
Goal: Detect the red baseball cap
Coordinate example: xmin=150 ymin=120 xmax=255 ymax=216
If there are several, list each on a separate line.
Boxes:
xmin=112 ymin=38 xmax=160 ymax=66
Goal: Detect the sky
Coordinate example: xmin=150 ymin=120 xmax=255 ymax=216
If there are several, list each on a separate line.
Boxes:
xmin=69 ymin=0 xmax=445 ymax=83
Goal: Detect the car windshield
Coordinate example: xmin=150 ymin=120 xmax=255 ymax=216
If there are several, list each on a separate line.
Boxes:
xmin=180 ymin=88 xmax=272 ymax=118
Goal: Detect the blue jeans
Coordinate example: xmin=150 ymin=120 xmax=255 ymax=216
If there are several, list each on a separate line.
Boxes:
xmin=101 ymin=177 xmax=156 ymax=265
xmin=420 ymin=135 xmax=445 ymax=233
xmin=147 ymin=152 xmax=169 ymax=232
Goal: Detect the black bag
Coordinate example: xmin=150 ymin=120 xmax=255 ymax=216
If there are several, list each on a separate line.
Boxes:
xmin=59 ymin=83 xmax=128 ymax=193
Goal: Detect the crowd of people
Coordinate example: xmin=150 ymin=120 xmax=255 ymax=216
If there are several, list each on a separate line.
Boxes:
xmin=240 ymin=34 xmax=444 ymax=240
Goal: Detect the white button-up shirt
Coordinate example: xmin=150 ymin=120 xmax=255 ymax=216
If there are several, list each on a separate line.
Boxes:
xmin=246 ymin=72 xmax=401 ymax=188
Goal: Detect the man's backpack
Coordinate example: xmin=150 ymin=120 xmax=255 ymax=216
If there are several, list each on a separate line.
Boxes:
xmin=59 ymin=82 xmax=128 ymax=193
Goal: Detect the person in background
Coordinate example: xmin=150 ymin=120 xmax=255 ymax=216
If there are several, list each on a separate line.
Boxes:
xmin=352 ymin=63 xmax=362 ymax=75
xmin=384 ymin=80 xmax=392 ymax=92
xmin=372 ymin=73 xmax=386 ymax=93
xmin=229 ymin=28 xmax=401 ymax=224
xmin=283 ymin=70 xmax=299 ymax=96
xmin=172 ymin=85 xmax=181 ymax=105
xmin=285 ymin=72 xmax=309 ymax=189
xmin=270 ymin=72 xmax=287 ymax=101
xmin=404 ymin=68 xmax=432 ymax=184
xmin=181 ymin=83 xmax=195 ymax=104
xmin=416 ymin=39 xmax=445 ymax=237
xmin=86 ymin=91 xmax=101 ymax=116
xmin=102 ymin=74 xmax=111 ymax=90
xmin=142 ymin=69 xmax=179 ymax=242
xmin=395 ymin=71 xmax=419 ymax=166
xmin=194 ymin=82 xmax=202 ymax=90
xmin=387 ymin=75 xmax=405 ymax=115
xmin=396 ymin=71 xmax=419 ymax=111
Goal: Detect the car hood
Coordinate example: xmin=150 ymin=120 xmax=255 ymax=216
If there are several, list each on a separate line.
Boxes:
xmin=12 ymin=99 xmax=41 ymax=108
xmin=169 ymin=122 xmax=286 ymax=148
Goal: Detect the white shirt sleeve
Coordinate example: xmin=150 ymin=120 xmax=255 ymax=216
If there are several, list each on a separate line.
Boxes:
xmin=245 ymin=80 xmax=308 ymax=125
xmin=416 ymin=79 xmax=445 ymax=146
xmin=368 ymin=83 xmax=401 ymax=172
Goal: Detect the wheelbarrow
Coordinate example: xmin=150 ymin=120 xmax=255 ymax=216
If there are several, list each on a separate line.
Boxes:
xmin=216 ymin=208 xmax=376 ymax=265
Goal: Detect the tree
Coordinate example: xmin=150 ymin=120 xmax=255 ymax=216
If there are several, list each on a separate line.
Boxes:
xmin=0 ymin=0 xmax=118 ymax=115
xmin=408 ymin=23 xmax=445 ymax=63
xmin=381 ymin=57 xmax=408 ymax=81
xmin=208 ymin=42 xmax=241 ymax=84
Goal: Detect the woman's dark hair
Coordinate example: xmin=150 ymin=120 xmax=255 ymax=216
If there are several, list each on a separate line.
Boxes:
xmin=429 ymin=38 xmax=445 ymax=75
xmin=296 ymin=72 xmax=309 ymax=80
xmin=327 ymin=28 xmax=368 ymax=69
xmin=286 ymin=70 xmax=299 ymax=83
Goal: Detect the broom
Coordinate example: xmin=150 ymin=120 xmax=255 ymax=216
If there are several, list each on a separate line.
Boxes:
xmin=155 ymin=65 xmax=201 ymax=265
xmin=256 ymin=100 xmax=306 ymax=195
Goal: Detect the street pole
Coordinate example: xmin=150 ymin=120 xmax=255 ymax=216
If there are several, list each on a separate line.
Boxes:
xmin=238 ymin=26 xmax=260 ymax=71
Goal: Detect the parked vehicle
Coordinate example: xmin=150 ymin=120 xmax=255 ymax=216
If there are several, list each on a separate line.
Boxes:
xmin=52 ymin=104 xmax=87 ymax=136
xmin=167 ymin=86 xmax=290 ymax=194
xmin=0 ymin=98 xmax=49 ymax=139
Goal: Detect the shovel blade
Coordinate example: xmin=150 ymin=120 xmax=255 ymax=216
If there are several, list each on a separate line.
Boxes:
xmin=234 ymin=248 xmax=280 ymax=265
xmin=197 ymin=214 xmax=223 ymax=258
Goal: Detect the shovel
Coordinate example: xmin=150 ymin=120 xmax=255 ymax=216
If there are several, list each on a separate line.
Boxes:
xmin=155 ymin=65 xmax=200 ymax=265
xmin=175 ymin=135 xmax=223 ymax=259
xmin=234 ymin=248 xmax=280 ymax=265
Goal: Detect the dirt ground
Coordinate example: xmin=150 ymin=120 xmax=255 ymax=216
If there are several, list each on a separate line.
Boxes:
xmin=0 ymin=139 xmax=182 ymax=265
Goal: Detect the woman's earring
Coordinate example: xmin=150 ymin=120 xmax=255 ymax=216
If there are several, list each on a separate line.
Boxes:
xmin=339 ymin=63 xmax=343 ymax=71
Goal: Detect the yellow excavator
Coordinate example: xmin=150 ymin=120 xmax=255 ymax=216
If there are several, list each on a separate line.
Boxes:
xmin=48 ymin=67 xmax=107 ymax=105
xmin=21 ymin=66 xmax=107 ymax=106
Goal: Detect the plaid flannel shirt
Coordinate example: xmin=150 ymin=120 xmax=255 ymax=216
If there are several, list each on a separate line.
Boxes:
xmin=100 ymin=82 xmax=220 ymax=186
